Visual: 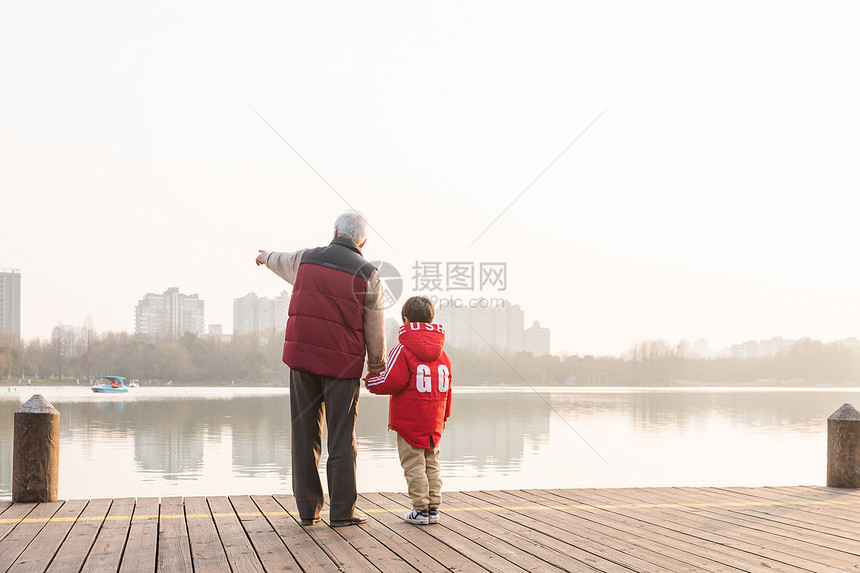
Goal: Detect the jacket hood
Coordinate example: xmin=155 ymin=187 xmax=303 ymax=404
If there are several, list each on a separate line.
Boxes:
xmin=398 ymin=323 xmax=446 ymax=361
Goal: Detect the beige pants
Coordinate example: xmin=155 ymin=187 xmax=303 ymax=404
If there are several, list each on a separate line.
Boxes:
xmin=397 ymin=433 xmax=442 ymax=511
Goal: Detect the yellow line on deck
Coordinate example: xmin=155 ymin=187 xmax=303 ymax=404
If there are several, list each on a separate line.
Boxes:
xmin=2 ymin=497 xmax=859 ymax=525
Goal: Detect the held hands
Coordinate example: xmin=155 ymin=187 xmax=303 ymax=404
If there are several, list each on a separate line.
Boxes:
xmin=362 ymin=371 xmax=383 ymax=389
xmin=255 ymin=250 xmax=269 ymax=266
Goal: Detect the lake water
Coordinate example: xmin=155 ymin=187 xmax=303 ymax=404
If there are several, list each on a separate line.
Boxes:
xmin=1 ymin=386 xmax=858 ymax=500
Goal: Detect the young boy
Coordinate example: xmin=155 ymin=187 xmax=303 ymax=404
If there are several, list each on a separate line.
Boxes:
xmin=365 ymin=296 xmax=452 ymax=525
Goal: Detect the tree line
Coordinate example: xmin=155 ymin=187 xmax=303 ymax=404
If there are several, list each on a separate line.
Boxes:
xmin=1 ymin=329 xmax=859 ymax=386
xmin=0 ymin=329 xmax=287 ymax=384
xmin=449 ymin=338 xmax=860 ymax=387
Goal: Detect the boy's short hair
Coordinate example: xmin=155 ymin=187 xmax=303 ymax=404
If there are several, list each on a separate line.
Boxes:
xmin=402 ymin=296 xmax=434 ymax=323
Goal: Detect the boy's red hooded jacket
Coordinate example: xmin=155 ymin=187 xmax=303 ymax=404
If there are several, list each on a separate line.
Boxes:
xmin=365 ymin=323 xmax=452 ymax=449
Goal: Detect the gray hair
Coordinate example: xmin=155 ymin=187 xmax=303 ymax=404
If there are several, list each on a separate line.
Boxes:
xmin=334 ymin=211 xmax=368 ymax=245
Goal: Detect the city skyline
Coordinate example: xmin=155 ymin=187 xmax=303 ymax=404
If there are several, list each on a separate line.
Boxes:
xmin=11 ymin=257 xmax=860 ymax=358
xmin=8 ymin=277 xmax=860 ymax=361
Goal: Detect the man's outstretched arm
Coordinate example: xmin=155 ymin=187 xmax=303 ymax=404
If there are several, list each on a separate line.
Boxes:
xmin=255 ymin=249 xmax=308 ymax=285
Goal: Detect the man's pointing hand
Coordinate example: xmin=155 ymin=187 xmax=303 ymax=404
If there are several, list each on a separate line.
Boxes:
xmin=256 ymin=250 xmax=269 ymax=266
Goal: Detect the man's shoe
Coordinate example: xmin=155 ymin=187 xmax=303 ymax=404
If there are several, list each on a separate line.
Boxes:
xmin=299 ymin=517 xmax=320 ymax=526
xmin=428 ymin=508 xmax=439 ymax=524
xmin=404 ymin=509 xmax=430 ymax=525
xmin=330 ymin=512 xmax=368 ymax=527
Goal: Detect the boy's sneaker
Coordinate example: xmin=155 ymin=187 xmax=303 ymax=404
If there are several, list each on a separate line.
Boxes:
xmin=403 ymin=509 xmax=430 ymax=525
xmin=428 ymin=508 xmax=439 ymax=524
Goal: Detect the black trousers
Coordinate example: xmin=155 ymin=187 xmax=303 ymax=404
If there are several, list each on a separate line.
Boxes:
xmin=289 ymin=369 xmax=360 ymax=521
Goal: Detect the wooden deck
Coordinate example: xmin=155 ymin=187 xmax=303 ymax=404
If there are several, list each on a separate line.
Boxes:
xmin=1 ymin=486 xmax=859 ymax=572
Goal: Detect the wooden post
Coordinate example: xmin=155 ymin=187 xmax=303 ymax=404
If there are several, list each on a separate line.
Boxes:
xmin=827 ymin=403 xmax=860 ymax=488
xmin=12 ymin=394 xmax=60 ymax=502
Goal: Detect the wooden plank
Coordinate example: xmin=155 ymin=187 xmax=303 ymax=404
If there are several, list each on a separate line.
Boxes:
xmin=800 ymin=485 xmax=860 ymax=498
xmin=251 ymin=495 xmax=336 ymax=573
xmin=786 ymin=485 xmax=860 ymax=501
xmin=440 ymin=491 xmax=609 ymax=572
xmin=359 ymin=492 xmax=477 ymax=573
xmin=379 ymin=492 xmax=531 ymax=573
xmin=273 ymin=494 xmax=379 ymax=573
xmin=515 ymin=488 xmax=811 ymax=573
xmin=556 ymin=486 xmax=831 ymax=573
xmin=81 ymin=498 xmax=134 ymax=573
xmin=451 ymin=490 xmax=667 ymax=573
xmin=555 ymin=487 xmax=848 ymax=573
xmin=686 ymin=487 xmax=860 ymax=550
xmin=45 ymin=498 xmax=112 ymax=573
xmin=8 ymin=499 xmax=88 ymax=573
xmin=184 ymin=496 xmax=229 ymax=573
xmin=705 ymin=486 xmax=860 ymax=537
xmin=516 ymin=490 xmax=807 ymax=573
xmin=157 ymin=496 xmax=193 ymax=573
xmin=0 ymin=503 xmax=37 ymax=544
xmin=117 ymin=497 xmax=158 ymax=573
xmin=670 ymin=488 xmax=860 ymax=564
xmin=207 ymin=496 xmax=265 ymax=572
xmin=612 ymin=487 xmax=860 ymax=568
xmin=0 ymin=502 xmax=63 ymax=572
xmin=740 ymin=485 xmax=860 ymax=501
xmin=720 ymin=486 xmax=860 ymax=527
xmin=769 ymin=486 xmax=860 ymax=516
xmin=7 ymin=487 xmax=860 ymax=573
xmin=450 ymin=490 xmax=676 ymax=573
xmin=782 ymin=486 xmax=860 ymax=523
xmin=506 ymin=488 xmax=795 ymax=573
xmin=319 ymin=498 xmax=419 ymax=573
xmin=229 ymin=495 xmax=301 ymax=572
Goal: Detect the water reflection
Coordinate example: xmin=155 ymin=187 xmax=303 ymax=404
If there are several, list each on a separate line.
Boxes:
xmin=1 ymin=387 xmax=858 ymax=499
xmin=229 ymin=397 xmax=290 ymax=476
xmin=544 ymin=388 xmax=840 ymax=431
xmin=444 ymin=392 xmax=550 ymax=476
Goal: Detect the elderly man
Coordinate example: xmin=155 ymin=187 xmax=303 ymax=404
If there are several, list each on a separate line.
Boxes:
xmin=256 ymin=211 xmax=385 ymax=526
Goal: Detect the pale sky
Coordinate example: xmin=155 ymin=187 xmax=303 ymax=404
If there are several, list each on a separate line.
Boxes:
xmin=2 ymin=1 xmax=859 ymax=356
